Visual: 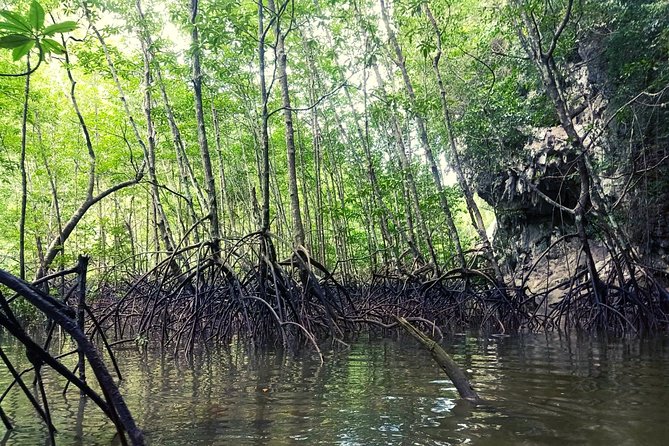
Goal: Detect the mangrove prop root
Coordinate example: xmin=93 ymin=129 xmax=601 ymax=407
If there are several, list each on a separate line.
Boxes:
xmin=95 ymin=229 xmax=668 ymax=355
xmin=0 ymin=269 xmax=145 ymax=446
xmin=395 ymin=316 xmax=481 ymax=403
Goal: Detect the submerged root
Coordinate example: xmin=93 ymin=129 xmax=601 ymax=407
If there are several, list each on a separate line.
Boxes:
xmin=3 ymin=232 xmax=661 ymax=388
xmin=97 ymin=234 xmax=357 ymax=355
xmin=0 ymin=261 xmax=144 ymax=445
xmin=92 ymin=231 xmax=668 ymax=354
xmin=0 ymin=232 xmax=666 ymax=442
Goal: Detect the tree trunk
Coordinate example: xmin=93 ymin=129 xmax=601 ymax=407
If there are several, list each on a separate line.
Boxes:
xmin=190 ymin=0 xmax=221 ymax=246
xmin=308 ymin=76 xmax=326 ymax=263
xmin=19 ymin=58 xmax=30 ymax=280
xmin=135 ymin=0 xmax=204 ymax=244
xmin=36 ymin=35 xmax=142 ymax=280
xmin=298 ymin=32 xmax=328 ymax=263
xmin=322 ymin=123 xmax=352 ymax=280
xmin=513 ymin=0 xmax=604 ymax=302
xmin=424 ymin=4 xmax=507 ymax=288
xmin=372 ymin=64 xmax=437 ymax=267
xmin=396 ymin=317 xmax=480 ymax=403
xmin=296 ymin=123 xmax=313 ymax=250
xmin=211 ymin=107 xmax=230 ymax=235
xmin=267 ymin=0 xmax=306 ymax=248
xmin=0 ymin=270 xmax=146 ymax=445
xmin=36 ymin=115 xmax=63 ymax=274
xmin=138 ymin=29 xmax=186 ymax=276
xmin=258 ymin=0 xmax=272 ymax=235
xmin=379 ymin=0 xmax=465 ymax=270
xmin=37 ymin=179 xmax=139 ymax=280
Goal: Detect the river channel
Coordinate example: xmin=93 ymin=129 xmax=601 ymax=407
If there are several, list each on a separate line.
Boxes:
xmin=1 ymin=332 xmax=668 ymax=445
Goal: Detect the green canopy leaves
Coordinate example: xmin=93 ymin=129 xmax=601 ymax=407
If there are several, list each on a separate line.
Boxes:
xmin=0 ymin=1 xmax=77 ymax=63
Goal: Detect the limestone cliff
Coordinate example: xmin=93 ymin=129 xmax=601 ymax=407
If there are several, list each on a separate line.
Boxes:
xmin=476 ymin=35 xmax=669 ymax=300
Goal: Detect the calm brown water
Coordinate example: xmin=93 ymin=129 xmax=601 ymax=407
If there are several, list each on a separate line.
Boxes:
xmin=1 ymin=332 xmax=669 ymax=445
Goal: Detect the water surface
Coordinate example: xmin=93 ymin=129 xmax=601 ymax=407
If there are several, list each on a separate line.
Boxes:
xmin=1 ymin=332 xmax=668 ymax=445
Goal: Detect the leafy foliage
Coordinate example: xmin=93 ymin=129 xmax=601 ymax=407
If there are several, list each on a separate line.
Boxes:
xmin=0 ymin=0 xmax=664 ymax=284
xmin=0 ymin=1 xmax=76 ymax=64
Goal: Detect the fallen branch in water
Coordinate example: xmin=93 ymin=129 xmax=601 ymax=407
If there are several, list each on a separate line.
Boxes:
xmin=395 ymin=316 xmax=481 ymax=403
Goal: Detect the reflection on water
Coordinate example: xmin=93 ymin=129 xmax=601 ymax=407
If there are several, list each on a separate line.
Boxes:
xmin=1 ymin=332 xmax=669 ymax=445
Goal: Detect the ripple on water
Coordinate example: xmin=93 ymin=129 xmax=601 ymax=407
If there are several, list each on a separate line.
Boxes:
xmin=1 ymin=333 xmax=669 ymax=445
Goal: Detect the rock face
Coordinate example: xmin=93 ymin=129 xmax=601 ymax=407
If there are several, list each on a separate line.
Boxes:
xmin=476 ymin=36 xmax=669 ymax=295
xmin=477 ymin=126 xmax=580 ymax=273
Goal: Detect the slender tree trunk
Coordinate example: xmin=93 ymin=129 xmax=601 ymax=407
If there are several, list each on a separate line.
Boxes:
xmin=308 ymin=79 xmax=326 ymax=263
xmin=514 ymin=0 xmax=603 ymax=302
xmin=379 ymin=0 xmax=465 ymax=270
xmin=38 ymin=178 xmax=139 ymax=279
xmin=271 ymin=153 xmax=291 ymax=243
xmin=267 ymin=0 xmax=306 ymax=248
xmin=322 ymin=124 xmax=352 ymax=279
xmin=159 ymin=76 xmax=203 ymax=243
xmin=360 ymin=191 xmax=379 ymax=269
xmin=36 ymin=117 xmax=63 ymax=274
xmin=19 ymin=58 xmax=30 ymax=280
xmin=212 ymin=107 xmax=230 ymax=235
xmin=372 ymin=64 xmax=437 ymax=267
xmin=85 ymin=4 xmax=148 ymax=169
xmin=258 ymin=0 xmax=272 ymax=235
xmin=296 ymin=34 xmax=328 ymax=260
xmin=255 ymin=0 xmax=281 ymax=273
xmin=399 ymin=164 xmax=419 ymax=257
xmin=126 ymin=197 xmax=137 ymax=271
xmin=190 ymin=0 xmax=221 ymax=246
xmin=360 ymin=71 xmax=395 ymax=262
xmin=135 ymin=0 xmax=204 ymax=244
xmin=96 ymin=180 xmax=107 ymax=267
xmin=316 ymin=22 xmax=401 ymax=264
xmin=139 ymin=32 xmax=185 ymax=275
xmin=166 ymin=87 xmax=204 ymax=236
xmin=36 ymin=35 xmax=141 ymax=280
xmin=424 ymin=4 xmax=506 ymax=287
xmin=299 ymin=31 xmax=332 ymax=263
xmin=296 ymin=124 xmax=313 ymax=250
xmin=396 ymin=317 xmax=480 ymax=402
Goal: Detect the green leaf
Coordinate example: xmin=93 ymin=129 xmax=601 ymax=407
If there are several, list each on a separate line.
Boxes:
xmin=29 ymin=1 xmax=45 ymax=31
xmin=43 ymin=21 xmax=77 ymax=36
xmin=28 ymin=0 xmax=44 ymax=31
xmin=0 ymin=10 xmax=31 ymax=33
xmin=12 ymin=39 xmax=34 ymax=60
xmin=0 ymin=34 xmax=33 ymax=49
xmin=0 ymin=21 xmax=26 ymax=33
xmin=42 ymin=37 xmax=64 ymax=54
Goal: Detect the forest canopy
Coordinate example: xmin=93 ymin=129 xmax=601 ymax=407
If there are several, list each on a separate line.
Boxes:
xmin=0 ymin=0 xmax=667 ymax=333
